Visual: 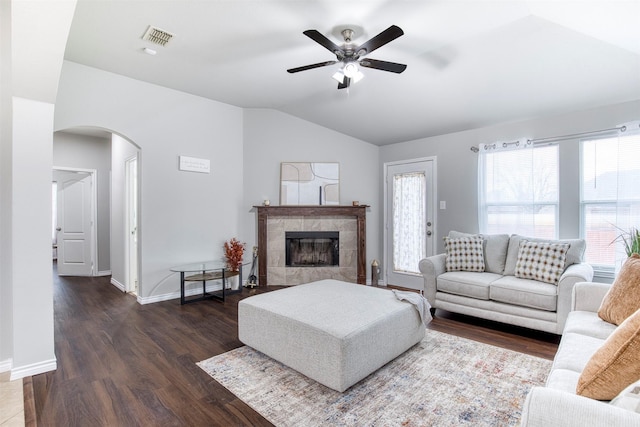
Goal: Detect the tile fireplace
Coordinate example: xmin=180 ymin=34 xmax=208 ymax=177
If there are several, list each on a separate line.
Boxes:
xmin=255 ymin=206 xmax=367 ymax=286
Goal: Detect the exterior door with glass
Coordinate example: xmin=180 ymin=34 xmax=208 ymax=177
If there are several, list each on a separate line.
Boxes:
xmin=385 ymin=158 xmax=435 ymax=290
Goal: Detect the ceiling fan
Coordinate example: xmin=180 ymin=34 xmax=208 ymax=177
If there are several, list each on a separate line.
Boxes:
xmin=287 ymin=25 xmax=407 ymax=89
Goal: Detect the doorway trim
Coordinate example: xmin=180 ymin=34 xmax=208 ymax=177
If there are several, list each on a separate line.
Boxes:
xmin=383 ymin=156 xmax=437 ymax=289
xmin=124 ymin=154 xmax=139 ymax=294
xmin=52 ymin=166 xmax=98 ymax=276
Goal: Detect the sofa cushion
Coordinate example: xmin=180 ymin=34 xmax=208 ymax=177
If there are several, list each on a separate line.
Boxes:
xmin=490 ymin=276 xmax=557 ymax=311
xmin=515 ymin=240 xmax=570 ymax=284
xmin=443 ymin=235 xmax=485 ymax=272
xmin=550 ymin=332 xmax=606 ymax=373
xmin=577 ymin=308 xmax=640 ymax=400
xmin=563 ymin=311 xmax=618 ymax=341
xmin=546 ymin=368 xmax=583 ymax=394
xmin=610 ymin=379 xmax=640 ymax=413
xmin=482 ymin=234 xmax=510 ymax=275
xmin=449 ymin=231 xmax=510 ymax=274
xmin=598 ymin=253 xmax=640 ymax=326
xmin=437 ymin=271 xmax=501 ymax=300
xmin=504 ymin=235 xmax=586 ymax=276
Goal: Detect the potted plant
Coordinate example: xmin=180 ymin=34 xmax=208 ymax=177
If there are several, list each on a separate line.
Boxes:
xmin=613 ymin=226 xmax=640 ymax=257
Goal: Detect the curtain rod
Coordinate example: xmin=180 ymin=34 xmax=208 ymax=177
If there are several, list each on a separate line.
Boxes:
xmin=529 ymin=125 xmax=626 ymax=144
xmin=470 ymin=124 xmax=629 ymax=153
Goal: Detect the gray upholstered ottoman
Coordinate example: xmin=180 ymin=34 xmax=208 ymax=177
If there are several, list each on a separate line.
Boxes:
xmin=238 ymin=279 xmax=426 ymax=392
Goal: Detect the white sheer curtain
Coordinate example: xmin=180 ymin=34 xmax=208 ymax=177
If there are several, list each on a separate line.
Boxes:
xmin=478 ymin=141 xmax=559 ymax=238
xmin=393 ymin=172 xmax=426 ymax=274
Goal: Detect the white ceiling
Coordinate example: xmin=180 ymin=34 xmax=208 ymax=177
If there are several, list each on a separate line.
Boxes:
xmin=64 ymin=0 xmax=640 ymax=146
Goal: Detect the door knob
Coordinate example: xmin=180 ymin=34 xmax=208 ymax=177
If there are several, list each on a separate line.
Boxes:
xmin=56 ymin=227 xmax=62 ymax=231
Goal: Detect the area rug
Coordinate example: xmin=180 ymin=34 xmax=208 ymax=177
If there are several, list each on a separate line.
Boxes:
xmin=197 ymin=330 xmax=551 ymax=426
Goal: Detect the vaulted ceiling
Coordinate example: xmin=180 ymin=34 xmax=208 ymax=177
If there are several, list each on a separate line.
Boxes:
xmin=64 ymin=0 xmax=640 ymax=145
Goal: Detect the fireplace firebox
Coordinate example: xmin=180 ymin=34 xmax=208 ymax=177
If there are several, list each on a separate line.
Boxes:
xmin=285 ymin=231 xmax=339 ymax=267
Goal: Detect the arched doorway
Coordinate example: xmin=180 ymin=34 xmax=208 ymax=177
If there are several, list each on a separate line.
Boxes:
xmin=53 ymin=127 xmax=141 ymax=296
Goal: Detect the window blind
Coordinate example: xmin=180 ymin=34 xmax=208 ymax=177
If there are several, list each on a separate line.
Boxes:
xmin=478 ymin=143 xmax=559 ymax=238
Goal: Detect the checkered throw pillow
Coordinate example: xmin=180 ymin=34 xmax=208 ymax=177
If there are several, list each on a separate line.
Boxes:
xmin=515 ymin=240 xmax=570 ymax=284
xmin=444 ymin=236 xmax=485 ymax=272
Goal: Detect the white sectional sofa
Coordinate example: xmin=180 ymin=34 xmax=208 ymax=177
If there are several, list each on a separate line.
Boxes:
xmin=419 ymin=231 xmax=594 ymax=334
xmin=520 ymin=282 xmax=640 ymax=426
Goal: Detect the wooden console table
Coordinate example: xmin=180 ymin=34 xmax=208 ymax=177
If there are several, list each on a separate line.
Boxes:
xmin=255 ymin=205 xmax=368 ymax=286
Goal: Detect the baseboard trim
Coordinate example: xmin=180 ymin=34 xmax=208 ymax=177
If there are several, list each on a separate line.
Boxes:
xmin=0 ymin=358 xmax=12 ymax=373
xmin=138 ymin=283 xmax=226 ymax=305
xmin=138 ymin=291 xmax=181 ymax=305
xmin=110 ymin=278 xmax=125 ymax=292
xmin=97 ymin=270 xmax=112 ymax=277
xmin=10 ymin=358 xmax=57 ymax=380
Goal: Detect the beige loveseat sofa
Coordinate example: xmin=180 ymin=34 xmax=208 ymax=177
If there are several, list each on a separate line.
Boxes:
xmin=418 ymin=231 xmax=594 ymax=334
xmin=520 ymin=282 xmax=640 ymax=426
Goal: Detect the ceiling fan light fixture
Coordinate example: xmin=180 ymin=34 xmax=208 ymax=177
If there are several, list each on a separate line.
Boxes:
xmin=343 ymin=62 xmax=359 ymax=78
xmin=351 ymin=70 xmax=364 ymax=84
xmin=343 ymin=63 xmax=364 ymax=83
xmin=332 ymin=65 xmax=364 ymax=85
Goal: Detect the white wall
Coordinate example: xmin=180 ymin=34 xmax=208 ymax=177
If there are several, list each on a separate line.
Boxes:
xmin=9 ymin=98 xmax=58 ymax=377
xmin=53 ymin=131 xmax=111 ymax=273
xmin=11 ymin=1 xmax=76 ymax=104
xmin=1 ymin=0 xmax=76 ymax=379
xmin=242 ymin=109 xmax=381 ymax=281
xmin=380 ymin=99 xmax=640 ymax=255
xmin=55 ymin=61 xmax=244 ymax=300
xmin=0 ymin=0 xmax=14 ymax=371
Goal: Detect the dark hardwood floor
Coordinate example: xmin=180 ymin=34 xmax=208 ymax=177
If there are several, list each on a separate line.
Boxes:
xmin=27 ymin=271 xmax=559 ymax=426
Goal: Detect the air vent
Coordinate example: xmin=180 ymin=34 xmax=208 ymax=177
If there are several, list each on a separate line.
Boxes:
xmin=142 ymin=25 xmax=174 ymax=47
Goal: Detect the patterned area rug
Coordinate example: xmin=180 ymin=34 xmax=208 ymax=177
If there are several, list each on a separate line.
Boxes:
xmin=197 ymin=330 xmax=551 ymax=426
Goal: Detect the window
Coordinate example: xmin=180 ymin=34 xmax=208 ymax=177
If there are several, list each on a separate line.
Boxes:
xmin=478 ymin=144 xmax=559 ymax=238
xmin=392 ymin=171 xmax=426 ymax=274
xmin=580 ymin=132 xmax=640 ymax=272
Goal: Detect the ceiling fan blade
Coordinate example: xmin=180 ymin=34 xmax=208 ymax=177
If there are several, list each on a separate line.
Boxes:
xmin=287 ymin=61 xmax=338 ymax=73
xmin=303 ymin=29 xmax=343 ymax=54
xmin=355 ymin=25 xmax=404 ymax=56
xmin=337 ymin=76 xmax=351 ymax=90
xmin=359 ymin=58 xmax=407 ymax=74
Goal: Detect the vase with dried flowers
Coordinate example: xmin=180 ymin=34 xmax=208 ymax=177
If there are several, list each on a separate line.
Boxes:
xmin=223 ymin=238 xmax=245 ymax=272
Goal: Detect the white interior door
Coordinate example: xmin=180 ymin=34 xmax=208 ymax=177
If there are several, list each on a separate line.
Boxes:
xmin=56 ymin=170 xmax=94 ymax=276
xmin=384 ymin=158 xmax=436 ymax=290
